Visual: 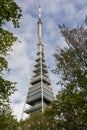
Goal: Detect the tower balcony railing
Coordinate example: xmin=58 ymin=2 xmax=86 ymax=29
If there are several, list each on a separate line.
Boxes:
xmin=43 ymin=88 xmax=54 ymax=96
xmin=31 ymin=75 xmax=51 ymax=85
xmin=25 ymin=103 xmax=42 ymax=113
xmin=43 ymin=92 xmax=54 ymax=101
xmin=26 ymin=92 xmax=41 ymax=103
xmin=28 ymin=87 xmax=41 ymax=96
xmin=33 ymin=67 xmax=48 ymax=74
xmin=29 ymin=83 xmax=41 ymax=90
xmin=35 ymin=57 xmax=45 ymax=62
xmin=26 ymin=90 xmax=54 ymax=104
xmin=34 ymin=63 xmax=46 ymax=68
xmin=25 ymin=102 xmax=48 ymax=114
xmin=28 ymin=86 xmax=53 ymax=97
xmin=29 ymin=82 xmax=53 ymax=92
xmin=43 ymin=83 xmax=53 ymax=91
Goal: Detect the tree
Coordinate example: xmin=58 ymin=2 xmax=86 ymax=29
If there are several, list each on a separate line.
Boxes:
xmin=0 ymin=106 xmax=19 ymax=130
xmin=50 ymin=18 xmax=87 ymax=129
xmin=0 ymin=0 xmax=22 ymax=129
xmin=20 ymin=111 xmax=44 ymax=130
xmin=42 ymin=17 xmax=87 ymax=130
xmin=20 ymin=110 xmax=58 ymax=130
xmin=0 ymin=0 xmax=22 ymax=106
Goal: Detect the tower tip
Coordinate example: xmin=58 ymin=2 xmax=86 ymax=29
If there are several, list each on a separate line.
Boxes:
xmin=38 ymin=6 xmax=42 ymax=19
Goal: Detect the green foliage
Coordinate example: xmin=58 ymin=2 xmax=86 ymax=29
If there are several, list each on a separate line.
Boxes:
xmin=0 ymin=28 xmax=17 ymax=56
xmin=50 ymin=18 xmax=87 ymax=129
xmin=20 ymin=111 xmax=58 ymax=130
xmin=0 ymin=0 xmax=22 ymax=28
xmin=0 ymin=76 xmax=16 ymax=106
xmin=45 ymin=90 xmax=87 ymax=129
xmin=0 ymin=0 xmax=22 ymax=129
xmin=0 ymin=105 xmax=19 ymax=130
xmin=20 ymin=111 xmax=44 ymax=130
xmin=0 ymin=0 xmax=22 ymax=103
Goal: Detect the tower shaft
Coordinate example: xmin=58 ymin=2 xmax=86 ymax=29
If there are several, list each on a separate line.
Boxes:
xmin=38 ymin=6 xmax=42 ymax=43
xmin=38 ymin=19 xmax=42 ymax=43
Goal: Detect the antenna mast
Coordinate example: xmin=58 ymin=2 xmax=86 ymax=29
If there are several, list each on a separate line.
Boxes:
xmin=38 ymin=6 xmax=42 ymax=19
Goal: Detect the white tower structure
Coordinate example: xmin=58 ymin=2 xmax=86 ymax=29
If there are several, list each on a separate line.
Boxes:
xmin=25 ymin=6 xmax=54 ymax=114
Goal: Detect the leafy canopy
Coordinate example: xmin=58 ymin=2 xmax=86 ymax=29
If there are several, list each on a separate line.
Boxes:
xmin=0 ymin=0 xmax=22 ymax=129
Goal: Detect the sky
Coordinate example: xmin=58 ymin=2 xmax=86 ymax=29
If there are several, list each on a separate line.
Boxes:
xmin=5 ymin=0 xmax=87 ymax=120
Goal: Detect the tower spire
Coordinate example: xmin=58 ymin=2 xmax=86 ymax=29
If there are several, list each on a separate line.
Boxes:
xmin=38 ymin=6 xmax=42 ymax=43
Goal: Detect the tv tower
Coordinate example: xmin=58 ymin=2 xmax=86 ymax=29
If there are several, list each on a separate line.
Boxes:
xmin=24 ymin=6 xmax=54 ymax=114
